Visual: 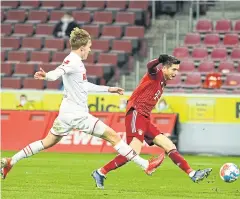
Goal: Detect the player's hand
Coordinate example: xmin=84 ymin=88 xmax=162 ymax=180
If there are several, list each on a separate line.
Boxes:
xmin=34 ymin=68 xmax=46 ymax=80
xmin=108 ymin=87 xmax=124 ymax=95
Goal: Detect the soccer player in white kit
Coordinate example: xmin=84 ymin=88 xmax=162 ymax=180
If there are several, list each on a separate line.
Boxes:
xmin=1 ymin=28 xmax=163 ymax=183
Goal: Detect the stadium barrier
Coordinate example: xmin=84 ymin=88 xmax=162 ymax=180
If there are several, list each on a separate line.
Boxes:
xmin=1 ymin=111 xmax=178 ymax=155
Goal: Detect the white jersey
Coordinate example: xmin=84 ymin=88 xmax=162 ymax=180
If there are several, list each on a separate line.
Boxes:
xmin=45 ymin=52 xmax=109 ymax=113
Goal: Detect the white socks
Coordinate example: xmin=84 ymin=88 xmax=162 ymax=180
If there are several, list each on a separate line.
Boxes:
xmin=11 ymin=140 xmax=45 ymax=165
xmin=189 ymin=170 xmax=196 ymax=178
xmin=113 ymin=140 xmax=149 ymax=170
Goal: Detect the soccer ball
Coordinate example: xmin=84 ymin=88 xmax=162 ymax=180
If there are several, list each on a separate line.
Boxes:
xmin=220 ymin=163 xmax=239 ymax=183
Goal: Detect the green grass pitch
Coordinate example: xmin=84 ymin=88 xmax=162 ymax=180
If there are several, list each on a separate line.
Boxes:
xmin=1 ymin=151 xmax=240 ymax=199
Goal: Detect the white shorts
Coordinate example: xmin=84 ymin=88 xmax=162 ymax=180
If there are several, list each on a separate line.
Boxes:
xmin=50 ymin=111 xmax=107 ymax=137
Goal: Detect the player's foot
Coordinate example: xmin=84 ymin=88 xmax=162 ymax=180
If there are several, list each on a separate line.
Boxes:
xmin=91 ymin=170 xmax=106 ymax=189
xmin=145 ymin=154 xmax=165 ymax=175
xmin=1 ymin=158 xmax=12 ymax=179
xmin=191 ymin=168 xmax=212 ymax=183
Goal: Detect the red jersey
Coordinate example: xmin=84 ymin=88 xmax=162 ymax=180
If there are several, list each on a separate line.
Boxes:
xmin=126 ymin=59 xmax=166 ymax=117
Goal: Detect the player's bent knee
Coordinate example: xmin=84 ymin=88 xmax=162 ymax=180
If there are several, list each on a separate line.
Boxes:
xmin=153 ymin=134 xmax=176 ymax=153
xmin=100 ymin=126 xmax=121 ymax=146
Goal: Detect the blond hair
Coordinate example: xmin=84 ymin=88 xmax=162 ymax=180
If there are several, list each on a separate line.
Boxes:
xmin=69 ymin=27 xmax=91 ymax=50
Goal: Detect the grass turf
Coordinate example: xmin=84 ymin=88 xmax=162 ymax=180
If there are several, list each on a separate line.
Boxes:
xmin=1 ymin=151 xmax=240 ymax=199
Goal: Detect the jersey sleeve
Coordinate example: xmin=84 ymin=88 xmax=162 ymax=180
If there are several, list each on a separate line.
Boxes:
xmin=147 ymin=58 xmax=160 ymax=76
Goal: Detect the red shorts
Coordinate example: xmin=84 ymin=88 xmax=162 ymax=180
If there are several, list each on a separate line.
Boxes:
xmin=125 ymin=109 xmax=162 ymax=146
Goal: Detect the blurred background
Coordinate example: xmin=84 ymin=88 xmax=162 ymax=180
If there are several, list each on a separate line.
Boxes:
xmin=1 ymin=1 xmax=240 ymax=156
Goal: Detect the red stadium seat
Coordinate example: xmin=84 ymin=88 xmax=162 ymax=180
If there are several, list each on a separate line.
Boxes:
xmin=215 ymin=19 xmax=232 ymax=33
xmin=91 ymin=39 xmax=110 ymax=52
xmin=81 ymin=25 xmax=101 ymax=38
xmin=40 ymin=63 xmax=57 ymax=72
xmin=85 ymin=65 xmax=105 ymax=77
xmin=41 ymin=1 xmax=61 ymax=9
xmin=184 ymin=33 xmax=201 ymax=47
xmin=1 ymin=78 xmax=22 ymax=89
xmin=222 ymin=74 xmax=240 ymax=89
xmin=20 ymin=1 xmax=40 ymax=9
xmin=128 ymin=1 xmax=149 ymax=10
xmin=1 ymin=11 xmax=5 ymax=22
xmin=23 ymin=78 xmax=44 ymax=89
xmin=5 ymin=10 xmax=26 ymax=23
xmin=92 ymin=11 xmax=113 ymax=25
xmin=192 ymin=47 xmax=208 ymax=61
xmin=84 ymin=1 xmax=105 ymax=11
xmin=85 ymin=53 xmax=97 ymax=64
xmin=195 ymin=19 xmax=213 ymax=33
xmin=27 ymin=10 xmax=48 ymax=23
xmin=98 ymin=53 xmax=118 ymax=66
xmin=173 ymin=47 xmax=189 ymax=59
xmin=233 ymin=20 xmax=240 ymax=33
xmin=106 ymin=1 xmax=127 ymax=11
xmin=182 ymin=73 xmax=202 ymax=88
xmin=35 ymin=24 xmax=54 ymax=37
xmin=223 ymin=33 xmax=239 ymax=48
xmin=231 ymin=48 xmax=240 ymax=61
xmin=1 ymin=1 xmax=19 ymax=9
xmin=1 ymin=63 xmax=13 ymax=77
xmin=203 ymin=34 xmax=220 ymax=47
xmin=13 ymin=63 xmax=35 ymax=77
xmin=112 ymin=40 xmax=133 ymax=53
xmin=51 ymin=52 xmax=69 ymax=64
xmin=12 ymin=24 xmax=34 ymax=37
xmin=1 ymin=24 xmax=12 ymax=36
xmin=179 ymin=60 xmax=195 ymax=73
xmin=115 ymin=12 xmax=136 ymax=25
xmin=2 ymin=38 xmax=20 ymax=50
xmin=165 ymin=74 xmax=181 ymax=88
xmin=101 ymin=25 xmax=123 ymax=39
xmin=1 ymin=51 xmax=6 ymax=61
xmin=211 ymin=48 xmax=227 ymax=61
xmin=7 ymin=51 xmax=28 ymax=63
xmin=21 ymin=38 xmax=42 ymax=50
xmin=218 ymin=61 xmax=236 ymax=73
xmin=123 ymin=26 xmax=145 ymax=38
xmin=198 ymin=61 xmax=215 ymax=74
xmin=62 ymin=1 xmax=84 ymax=10
xmin=46 ymin=80 xmax=62 ymax=90
xmin=44 ymin=38 xmax=65 ymax=51
xmin=49 ymin=11 xmax=65 ymax=24
xmin=72 ymin=11 xmax=91 ymax=25
xmin=30 ymin=52 xmax=50 ymax=63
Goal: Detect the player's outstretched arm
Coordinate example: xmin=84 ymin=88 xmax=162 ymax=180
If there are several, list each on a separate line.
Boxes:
xmin=86 ymin=82 xmax=124 ymax=95
xmin=147 ymin=54 xmax=168 ymax=75
xmin=34 ymin=67 xmax=64 ymax=81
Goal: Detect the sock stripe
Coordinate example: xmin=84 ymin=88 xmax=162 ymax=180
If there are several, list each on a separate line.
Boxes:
xmin=23 ymin=148 xmax=27 ymax=157
xmin=124 ymin=149 xmax=133 ymax=157
xmin=25 ymin=146 xmax=30 ymax=155
xmin=129 ymin=154 xmax=137 ymax=161
xmin=28 ymin=145 xmax=34 ymax=155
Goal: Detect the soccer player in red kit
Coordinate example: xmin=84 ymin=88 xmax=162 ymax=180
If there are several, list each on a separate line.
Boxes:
xmin=92 ymin=55 xmax=212 ymax=189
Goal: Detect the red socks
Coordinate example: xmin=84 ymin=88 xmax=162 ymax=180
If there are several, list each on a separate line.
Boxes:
xmin=100 ymin=155 xmax=128 ymax=175
xmin=168 ymin=149 xmax=193 ymax=174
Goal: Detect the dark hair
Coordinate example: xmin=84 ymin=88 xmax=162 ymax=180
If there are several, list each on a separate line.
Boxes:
xmin=159 ymin=54 xmax=180 ymax=67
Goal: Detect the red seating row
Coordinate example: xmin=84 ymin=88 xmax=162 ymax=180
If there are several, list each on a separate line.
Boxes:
xmin=173 ymin=47 xmax=240 ymax=61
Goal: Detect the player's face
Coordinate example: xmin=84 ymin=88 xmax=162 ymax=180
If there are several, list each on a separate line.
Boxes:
xmin=164 ymin=64 xmax=179 ymax=80
xmin=81 ymin=40 xmax=92 ymax=60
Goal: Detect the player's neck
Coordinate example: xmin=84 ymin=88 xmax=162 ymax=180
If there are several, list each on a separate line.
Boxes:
xmin=71 ymin=50 xmax=83 ymax=60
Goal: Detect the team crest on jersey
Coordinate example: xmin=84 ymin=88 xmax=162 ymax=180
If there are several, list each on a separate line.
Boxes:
xmin=64 ymin=60 xmax=70 ymax=64
xmin=137 ymin=129 xmax=143 ymax=135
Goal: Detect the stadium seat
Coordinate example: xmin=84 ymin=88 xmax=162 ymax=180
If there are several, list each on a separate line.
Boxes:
xmin=128 ymin=1 xmax=149 ymax=11
xmin=223 ymin=34 xmax=239 ymax=48
xmin=1 ymin=51 xmax=6 ymax=61
xmin=40 ymin=63 xmax=57 ymax=72
xmin=91 ymin=39 xmax=110 ymax=52
xmin=101 ymin=25 xmax=123 ymax=39
xmin=85 ymin=65 xmax=105 ymax=77
xmin=81 ymin=25 xmax=101 ymax=38
xmin=198 ymin=61 xmax=215 ymax=74
xmin=51 ymin=52 xmax=69 ymax=64
xmin=13 ymin=63 xmax=35 ymax=77
xmin=203 ymin=33 xmax=220 ymax=47
xmin=218 ymin=61 xmax=236 ymax=73
xmin=184 ymin=33 xmax=201 ymax=47
xmin=1 ymin=1 xmax=19 ymax=9
xmin=49 ymin=10 xmax=65 ymax=24
xmin=46 ymin=80 xmax=62 ymax=90
xmin=35 ymin=24 xmax=54 ymax=37
xmin=41 ymin=1 xmax=62 ymax=9
xmin=173 ymin=47 xmax=189 ymax=59
xmin=221 ymin=74 xmax=240 ymax=89
xmin=7 ymin=50 xmax=28 ymax=64
xmin=230 ymin=48 xmax=240 ymax=61
xmin=62 ymin=1 xmax=84 ymax=10
xmin=195 ymin=19 xmax=213 ymax=33
xmin=21 ymin=37 xmax=42 ymax=50
xmin=29 ymin=52 xmax=50 ymax=63
xmin=233 ymin=20 xmax=240 ymax=33
xmin=179 ymin=61 xmax=195 ymax=73
xmin=115 ymin=12 xmax=136 ymax=25
xmin=27 ymin=10 xmax=48 ymax=23
xmin=215 ymin=19 xmax=232 ymax=33
xmin=72 ymin=11 xmax=91 ymax=25
xmin=1 ymin=24 xmax=12 ymax=36
xmin=123 ymin=26 xmax=145 ymax=38
xmin=211 ymin=48 xmax=227 ymax=61
xmin=112 ymin=40 xmax=133 ymax=54
xmin=98 ymin=53 xmax=118 ymax=66
xmin=20 ymin=1 xmax=40 ymax=9
xmin=1 ymin=77 xmax=22 ymax=89
xmin=106 ymin=1 xmax=127 ymax=11
xmin=92 ymin=11 xmax=113 ymax=25
xmin=165 ymin=74 xmax=181 ymax=88
xmin=84 ymin=1 xmax=105 ymax=11
xmin=85 ymin=53 xmax=97 ymax=64
xmin=12 ymin=24 xmax=34 ymax=37
xmin=23 ymin=78 xmax=45 ymax=89
xmin=5 ymin=10 xmax=26 ymax=23
xmin=1 ymin=11 xmax=5 ymax=22
xmin=2 ymin=38 xmax=20 ymax=50
xmin=1 ymin=63 xmax=13 ymax=77
xmin=182 ymin=73 xmax=202 ymax=88
xmin=192 ymin=47 xmax=208 ymax=61
xmin=44 ymin=38 xmax=65 ymax=51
